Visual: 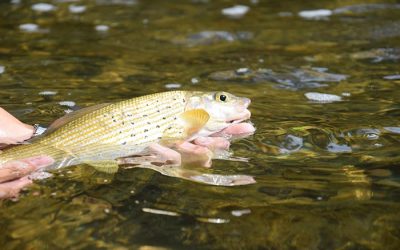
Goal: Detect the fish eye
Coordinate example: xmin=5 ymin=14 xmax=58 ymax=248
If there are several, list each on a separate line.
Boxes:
xmin=215 ymin=92 xmax=228 ymax=102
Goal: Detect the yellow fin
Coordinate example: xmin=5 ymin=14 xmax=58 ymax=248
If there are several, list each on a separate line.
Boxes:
xmin=161 ymin=109 xmax=210 ymax=143
xmin=180 ymin=109 xmax=210 ymax=135
xmin=85 ymin=160 xmax=119 ymax=174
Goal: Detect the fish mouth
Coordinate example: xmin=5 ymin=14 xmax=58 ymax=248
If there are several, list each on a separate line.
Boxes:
xmin=226 ymin=109 xmax=251 ymax=124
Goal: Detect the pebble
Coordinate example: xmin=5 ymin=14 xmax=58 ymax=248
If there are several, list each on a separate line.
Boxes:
xmin=221 ymin=5 xmax=250 ymax=18
xmin=231 ymin=209 xmax=251 ymax=217
xmin=235 ymin=67 xmax=250 ymax=75
xmin=383 ymin=75 xmax=400 ymax=80
xmin=19 ymin=23 xmax=40 ymax=32
xmin=39 ymin=90 xmax=57 ymax=96
xmin=69 ymin=5 xmax=86 ymax=14
xmin=384 ymin=127 xmax=400 ymax=134
xmin=191 ymin=78 xmax=199 ymax=84
xmin=0 ymin=65 xmax=4 ymax=74
xmin=165 ymin=83 xmax=181 ymax=89
xmin=305 ymin=92 xmax=342 ymax=103
xmin=59 ymin=101 xmax=76 ymax=107
xmin=95 ymin=25 xmax=109 ymax=32
xmin=298 ymin=9 xmax=332 ymax=19
xmin=31 ymin=3 xmax=56 ymax=12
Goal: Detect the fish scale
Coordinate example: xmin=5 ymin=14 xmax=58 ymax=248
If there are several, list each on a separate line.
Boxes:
xmin=0 ymin=91 xmax=190 ymax=169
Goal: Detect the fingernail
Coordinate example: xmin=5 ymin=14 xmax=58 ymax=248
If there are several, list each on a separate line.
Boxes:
xmin=25 ymin=156 xmax=55 ymax=169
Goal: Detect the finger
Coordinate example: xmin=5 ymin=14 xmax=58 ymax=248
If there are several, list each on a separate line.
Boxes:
xmin=212 ymin=122 xmax=256 ymax=137
xmin=194 ymin=136 xmax=230 ymax=150
xmin=0 ymin=176 xmax=32 ymax=199
xmin=0 ymin=156 xmax=54 ymax=183
xmin=176 ymin=142 xmax=213 ymax=168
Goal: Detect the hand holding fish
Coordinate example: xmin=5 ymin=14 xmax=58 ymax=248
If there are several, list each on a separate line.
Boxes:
xmin=0 ymin=108 xmax=55 ymax=199
xmin=0 ymin=91 xmax=256 ymax=193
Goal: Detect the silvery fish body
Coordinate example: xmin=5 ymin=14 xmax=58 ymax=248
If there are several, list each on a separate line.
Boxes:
xmin=0 ymin=91 xmax=189 ymax=169
xmin=0 ymin=90 xmax=251 ymax=171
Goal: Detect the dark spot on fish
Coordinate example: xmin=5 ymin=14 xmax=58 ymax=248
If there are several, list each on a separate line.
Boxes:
xmin=145 ymin=135 xmax=148 ymax=139
xmin=157 ymin=110 xmax=160 ymax=113
xmin=157 ymin=136 xmax=162 ymax=139
xmin=103 ymin=114 xmax=107 ymax=117
xmin=127 ymin=114 xmax=132 ymax=117
xmin=163 ymin=117 xmax=166 ymax=120
xmin=113 ymin=119 xmax=117 ymax=123
xmin=131 ymin=134 xmax=135 ymax=137
xmin=143 ymin=114 xmax=148 ymax=117
xmin=131 ymin=122 xmax=135 ymax=125
xmin=112 ymin=115 xmax=114 ymax=118
xmin=121 ymin=142 xmax=127 ymax=145
xmin=173 ymin=98 xmax=177 ymax=101
xmin=182 ymin=99 xmax=185 ymax=103
xmin=174 ymin=117 xmax=177 ymax=120
xmin=156 ymin=125 xmax=160 ymax=128
xmin=122 ymin=122 xmax=125 ymax=125
xmin=144 ymin=129 xmax=148 ymax=132
xmin=166 ymin=106 xmax=171 ymax=109
xmin=146 ymin=104 xmax=149 ymax=106
xmin=119 ymin=131 xmax=122 ymax=134
xmin=168 ymin=126 xmax=172 ymax=130
xmin=147 ymin=122 xmax=151 ymax=125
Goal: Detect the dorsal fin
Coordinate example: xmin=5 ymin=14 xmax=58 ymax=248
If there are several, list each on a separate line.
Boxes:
xmin=46 ymin=103 xmax=111 ymax=134
xmin=33 ymin=103 xmax=111 ymax=140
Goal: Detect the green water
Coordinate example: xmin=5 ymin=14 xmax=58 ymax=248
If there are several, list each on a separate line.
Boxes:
xmin=1 ymin=0 xmax=400 ymax=249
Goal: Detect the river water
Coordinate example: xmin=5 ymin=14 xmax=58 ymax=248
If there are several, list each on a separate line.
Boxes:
xmin=1 ymin=0 xmax=400 ymax=249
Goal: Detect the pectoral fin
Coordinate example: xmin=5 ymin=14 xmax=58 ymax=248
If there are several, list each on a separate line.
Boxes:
xmin=85 ymin=160 xmax=119 ymax=174
xmin=162 ymin=109 xmax=210 ymax=142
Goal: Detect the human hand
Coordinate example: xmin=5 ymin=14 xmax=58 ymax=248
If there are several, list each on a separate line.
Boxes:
xmin=0 ymin=156 xmax=54 ymax=199
xmin=0 ymin=107 xmax=34 ymax=147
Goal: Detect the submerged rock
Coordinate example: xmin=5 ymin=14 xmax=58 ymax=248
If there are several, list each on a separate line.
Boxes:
xmin=221 ymin=5 xmax=250 ymax=18
xmin=350 ymin=48 xmax=400 ymax=63
xmin=209 ymin=67 xmax=347 ymax=90
xmin=298 ymin=9 xmax=332 ymax=20
xmin=183 ymin=30 xmax=253 ymax=46
xmin=333 ymin=3 xmax=400 ymax=15
xmin=305 ymin=92 xmax=342 ymax=103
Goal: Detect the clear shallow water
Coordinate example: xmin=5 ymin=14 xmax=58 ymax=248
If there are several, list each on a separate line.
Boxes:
xmin=1 ymin=0 xmax=400 ymax=249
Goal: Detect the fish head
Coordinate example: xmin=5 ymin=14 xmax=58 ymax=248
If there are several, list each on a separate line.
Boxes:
xmin=185 ymin=91 xmax=251 ymax=136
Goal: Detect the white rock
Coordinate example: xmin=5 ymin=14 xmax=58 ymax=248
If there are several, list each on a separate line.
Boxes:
xmin=59 ymin=101 xmax=76 ymax=107
xmin=39 ymin=90 xmax=57 ymax=96
xmin=341 ymin=92 xmax=351 ymax=97
xmin=231 ymin=209 xmax=251 ymax=217
xmin=383 ymin=75 xmax=400 ymax=80
xmin=298 ymin=9 xmax=332 ymax=19
xmin=69 ymin=5 xmax=86 ymax=14
xmin=305 ymin=92 xmax=342 ymax=103
xmin=221 ymin=5 xmax=249 ymax=18
xmin=165 ymin=83 xmax=181 ymax=89
xmin=0 ymin=65 xmax=4 ymax=74
xmin=19 ymin=23 xmax=40 ymax=32
xmin=32 ymin=3 xmax=56 ymax=12
xmin=191 ymin=78 xmax=199 ymax=84
xmin=95 ymin=25 xmax=109 ymax=32
xmin=384 ymin=127 xmax=400 ymax=134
